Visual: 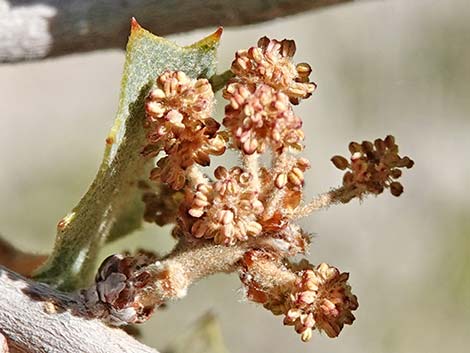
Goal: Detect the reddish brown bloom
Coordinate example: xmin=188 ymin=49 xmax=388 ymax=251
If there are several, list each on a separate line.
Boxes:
xmin=231 ymin=37 xmax=316 ymax=104
xmin=145 ymin=70 xmax=213 ymax=127
xmin=145 ymin=71 xmax=226 ymax=189
xmin=180 ymin=166 xmax=264 ymax=245
xmin=82 ymin=36 xmax=416 ymax=346
xmin=223 ymin=82 xmax=303 ymax=154
xmin=331 ymin=135 xmax=414 ymax=201
xmin=149 ymin=121 xmax=226 ymax=189
xmin=282 ymin=262 xmax=358 ymax=341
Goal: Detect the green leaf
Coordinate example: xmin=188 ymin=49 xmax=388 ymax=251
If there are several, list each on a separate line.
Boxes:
xmin=34 ymin=19 xmax=222 ymax=290
xmin=166 ymin=313 xmax=230 ymax=353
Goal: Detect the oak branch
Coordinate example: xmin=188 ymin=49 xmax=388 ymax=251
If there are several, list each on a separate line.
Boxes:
xmin=0 ymin=266 xmax=159 ymax=353
xmin=0 ymin=0 xmax=351 ymax=63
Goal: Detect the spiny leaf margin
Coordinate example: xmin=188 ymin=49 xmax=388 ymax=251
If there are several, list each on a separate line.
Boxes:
xmin=34 ymin=19 xmax=222 ymax=290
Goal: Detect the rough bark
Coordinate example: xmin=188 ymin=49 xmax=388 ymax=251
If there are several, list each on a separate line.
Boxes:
xmin=0 ymin=266 xmax=158 ymax=353
xmin=0 ymin=0 xmax=351 ymax=63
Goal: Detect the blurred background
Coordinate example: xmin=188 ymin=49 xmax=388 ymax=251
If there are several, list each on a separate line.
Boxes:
xmin=1 ymin=0 xmax=469 ymax=352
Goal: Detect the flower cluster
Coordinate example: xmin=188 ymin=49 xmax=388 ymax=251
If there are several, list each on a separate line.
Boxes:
xmin=281 ymin=263 xmax=358 ymax=341
xmin=223 ymin=82 xmax=303 ymax=154
xmin=239 ymin=252 xmax=358 ymax=342
xmin=180 ymin=166 xmax=264 ymax=246
xmin=137 ymin=37 xmax=413 ymax=343
xmin=144 ymin=71 xmax=226 ymax=189
xmin=231 ymin=37 xmax=316 ymax=104
xmin=223 ymin=37 xmax=315 ymax=155
xmin=331 ymin=135 xmax=414 ymax=202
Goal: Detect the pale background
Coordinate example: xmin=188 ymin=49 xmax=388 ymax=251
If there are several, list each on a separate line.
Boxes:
xmin=1 ymin=0 xmax=469 ymax=352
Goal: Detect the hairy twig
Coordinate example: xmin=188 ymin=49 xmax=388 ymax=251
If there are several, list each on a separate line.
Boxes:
xmin=291 ymin=187 xmax=356 ymax=218
xmin=81 ymin=241 xmax=251 ymax=325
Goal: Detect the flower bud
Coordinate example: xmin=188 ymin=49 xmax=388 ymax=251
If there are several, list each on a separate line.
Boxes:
xmin=331 ymin=155 xmax=349 ymax=170
xmin=390 ymin=181 xmax=404 ymax=196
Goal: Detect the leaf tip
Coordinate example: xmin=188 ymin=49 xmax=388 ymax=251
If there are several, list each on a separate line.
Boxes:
xmin=213 ymin=26 xmax=224 ymax=40
xmin=130 ymin=17 xmax=142 ymax=32
xmin=190 ymin=27 xmax=224 ymax=49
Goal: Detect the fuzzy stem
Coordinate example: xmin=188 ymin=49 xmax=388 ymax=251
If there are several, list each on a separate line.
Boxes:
xmin=167 ymin=242 xmax=248 ymax=281
xmin=134 ymin=242 xmax=250 ymax=307
xmin=244 ymin=255 xmax=296 ymax=291
xmin=264 ymin=152 xmax=293 ymax=218
xmin=264 ymin=188 xmax=286 ymax=219
xmin=292 ymin=186 xmax=358 ymax=219
xmin=243 ymin=153 xmax=261 ymax=192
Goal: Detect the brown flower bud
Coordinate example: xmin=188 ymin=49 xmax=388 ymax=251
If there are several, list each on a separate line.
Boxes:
xmin=390 ymin=168 xmax=402 ymax=179
xmin=384 ymin=134 xmax=395 ymax=148
xmin=280 ymin=262 xmax=358 ymax=341
xmin=348 ymin=141 xmax=362 ymax=154
xmin=361 ymin=140 xmax=374 ymax=153
xmin=331 ymin=155 xmax=349 ymax=170
xmin=390 ymin=181 xmax=404 ymax=196
xmin=334 ymin=136 xmax=414 ymax=201
xmin=230 ymin=37 xmax=315 ymax=104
